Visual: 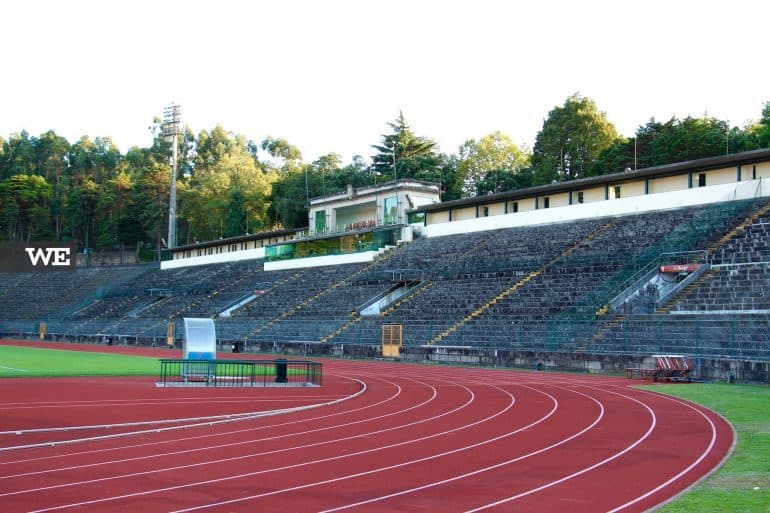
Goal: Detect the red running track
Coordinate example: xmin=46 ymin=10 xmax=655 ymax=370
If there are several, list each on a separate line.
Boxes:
xmin=0 ymin=342 xmax=734 ymax=512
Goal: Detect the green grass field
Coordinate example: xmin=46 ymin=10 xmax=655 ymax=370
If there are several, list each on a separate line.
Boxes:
xmin=644 ymin=384 xmax=770 ymax=513
xmin=0 ymin=345 xmax=292 ymax=378
xmin=0 ymin=345 xmax=160 ymax=377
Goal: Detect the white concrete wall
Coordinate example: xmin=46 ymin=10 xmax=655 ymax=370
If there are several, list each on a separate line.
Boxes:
xmin=161 ymin=247 xmax=265 ymax=270
xmin=263 ymin=249 xmax=380 ymax=271
xmin=754 ymin=162 xmax=770 ymax=179
xmin=421 ymin=178 xmax=770 ymax=238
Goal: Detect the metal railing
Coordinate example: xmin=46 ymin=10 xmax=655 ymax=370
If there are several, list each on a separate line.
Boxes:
xmin=157 ymin=358 xmax=322 ymax=387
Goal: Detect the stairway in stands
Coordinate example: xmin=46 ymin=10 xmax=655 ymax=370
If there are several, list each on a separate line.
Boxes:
xmin=321 ymin=280 xmax=434 ymax=344
xmin=427 ymin=219 xmax=616 ymax=346
xmin=164 ymin=264 xmax=263 ymax=319
xmin=655 ymin=268 xmax=717 ymax=314
xmin=246 ymin=244 xmax=407 ymax=340
xmin=657 ymin=201 xmax=770 ymax=314
xmin=584 ymin=200 xmax=770 ymax=352
xmin=706 ymin=201 xmax=770 ymax=256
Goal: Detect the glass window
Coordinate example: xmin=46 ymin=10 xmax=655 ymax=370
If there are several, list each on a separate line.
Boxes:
xmin=614 ymin=186 xmax=621 ymax=199
xmin=543 ymin=197 xmax=550 ymax=208
xmin=384 ymin=196 xmax=398 ymax=225
xmin=698 ymin=173 xmax=706 ymax=187
xmin=407 ymin=212 xmax=426 ymax=225
xmin=577 ymin=191 xmax=584 ymax=204
xmin=512 ymin=201 xmax=518 ymax=213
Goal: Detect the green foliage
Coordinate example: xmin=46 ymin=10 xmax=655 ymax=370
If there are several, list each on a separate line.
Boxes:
xmin=645 ymin=384 xmax=770 ymax=513
xmin=326 ymin=155 xmax=376 ymax=192
xmin=261 ymin=136 xmax=303 ymax=167
xmin=0 ymin=131 xmax=37 ymax=179
xmin=371 ymin=112 xmax=442 ymax=181
xmin=267 ymin=154 xmax=379 ymax=229
xmin=134 ymin=161 xmax=170 ymax=256
xmin=268 ymin=167 xmax=315 ymax=229
xmin=751 ymin=101 xmax=770 ymax=148
xmin=591 ymin=115 xmax=764 ymax=176
xmin=64 ymin=177 xmax=99 ymax=248
xmin=532 ymin=94 xmax=618 ymax=184
xmin=0 ymin=100 xmax=767 ymax=250
xmin=0 ymin=174 xmax=52 ymax=241
xmin=183 ymin=129 xmax=276 ymax=240
xmin=456 ymin=131 xmax=531 ymax=197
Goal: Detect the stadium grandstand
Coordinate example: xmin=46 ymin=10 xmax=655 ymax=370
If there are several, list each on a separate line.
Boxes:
xmin=2 ymin=149 xmax=769 ymax=382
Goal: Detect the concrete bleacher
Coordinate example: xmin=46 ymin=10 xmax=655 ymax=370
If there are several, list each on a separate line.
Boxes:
xmin=1 ymin=198 xmax=768 ymax=364
xmin=590 ymin=199 xmax=770 ymax=357
xmin=665 ymin=203 xmax=770 ymax=314
xmin=0 ymin=265 xmax=155 ymax=321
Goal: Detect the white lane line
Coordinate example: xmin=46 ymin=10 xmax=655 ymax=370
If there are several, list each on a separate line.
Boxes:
xmin=460 ymin=385 xmax=657 ymax=512
xmin=0 ymin=378 xmax=431 ymax=488
xmin=0 ymin=373 xmax=386 ymax=467
xmin=167 ymin=383 xmax=551 ymax=513
xmin=24 ymin=380 xmax=514 ymax=513
xmin=0 ymin=395 xmax=343 ymax=406
xmin=0 ymin=397 xmax=346 ymax=410
xmin=605 ymin=388 xmax=723 ymax=513
xmin=319 ymin=384 xmax=604 ymax=513
xmin=0 ymin=378 xmax=367 ymax=453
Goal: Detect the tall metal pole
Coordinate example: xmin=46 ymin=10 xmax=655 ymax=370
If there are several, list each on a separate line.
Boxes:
xmin=169 ymin=131 xmax=178 ymax=248
xmin=163 ymin=104 xmax=182 ymax=249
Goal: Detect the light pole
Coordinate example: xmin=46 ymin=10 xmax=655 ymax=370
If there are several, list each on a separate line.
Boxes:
xmin=162 ymin=104 xmax=182 ymax=249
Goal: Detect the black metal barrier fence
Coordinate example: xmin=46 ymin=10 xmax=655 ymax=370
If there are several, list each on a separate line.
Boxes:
xmin=158 ymin=359 xmax=322 ymax=387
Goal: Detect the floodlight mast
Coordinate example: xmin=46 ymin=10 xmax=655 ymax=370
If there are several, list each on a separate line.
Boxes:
xmin=162 ymin=104 xmax=182 ymax=249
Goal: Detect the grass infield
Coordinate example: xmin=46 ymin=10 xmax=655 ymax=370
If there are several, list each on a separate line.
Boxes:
xmin=645 ymin=384 xmax=769 ymax=513
xmin=0 ymin=345 xmax=160 ymax=377
xmin=0 ymin=345 xmax=294 ymax=378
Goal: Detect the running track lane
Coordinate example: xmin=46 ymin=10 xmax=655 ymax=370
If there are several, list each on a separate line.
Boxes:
xmin=0 ymin=355 xmax=734 ymax=512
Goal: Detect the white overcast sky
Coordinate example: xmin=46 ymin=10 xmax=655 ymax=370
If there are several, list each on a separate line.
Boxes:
xmin=2 ymin=0 xmax=768 ymax=163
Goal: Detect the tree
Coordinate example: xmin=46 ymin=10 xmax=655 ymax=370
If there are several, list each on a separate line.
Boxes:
xmin=267 ymin=166 xmax=317 ymax=229
xmin=532 ymin=94 xmax=618 ymax=184
xmin=326 ymin=155 xmax=376 ymax=194
xmin=751 ymin=101 xmax=770 ymax=148
xmin=0 ymin=131 xmax=36 ymax=180
xmin=371 ymin=112 xmax=442 ymax=181
xmin=261 ymin=136 xmax=303 ymax=171
xmin=455 ymin=131 xmax=531 ymax=197
xmin=182 ymin=128 xmax=276 ymax=241
xmin=64 ymin=177 xmax=100 ymax=249
xmin=34 ymin=131 xmax=70 ymax=239
xmin=311 ymin=153 xmax=342 ymax=196
xmin=134 ymin=162 xmax=170 ymax=258
xmin=94 ymin=170 xmax=135 ymax=248
xmin=0 ymin=174 xmax=52 ymax=242
xmin=590 ymin=113 xmax=764 ymax=176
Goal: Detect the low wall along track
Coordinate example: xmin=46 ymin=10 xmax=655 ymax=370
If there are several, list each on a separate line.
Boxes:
xmin=0 ymin=341 xmax=734 ymax=512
